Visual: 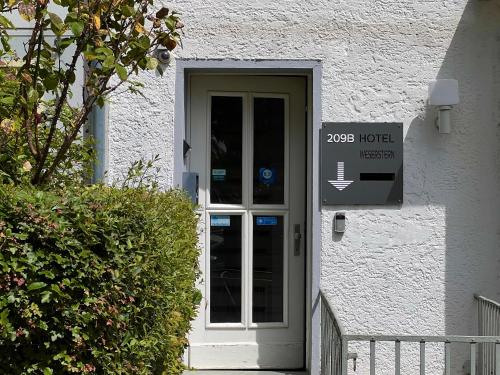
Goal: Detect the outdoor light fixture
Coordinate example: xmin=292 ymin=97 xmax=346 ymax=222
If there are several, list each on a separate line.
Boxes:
xmin=428 ymin=79 xmax=459 ymax=134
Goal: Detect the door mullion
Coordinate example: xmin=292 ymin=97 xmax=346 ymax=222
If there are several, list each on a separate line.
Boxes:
xmin=244 ymin=92 xmax=252 ymax=328
xmin=242 ymin=212 xmax=248 ymax=327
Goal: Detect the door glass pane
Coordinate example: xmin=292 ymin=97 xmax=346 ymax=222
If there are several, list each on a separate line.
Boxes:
xmin=253 ymin=97 xmax=285 ymax=205
xmin=252 ymin=215 xmax=284 ymax=323
xmin=210 ymin=96 xmax=243 ymax=204
xmin=210 ymin=214 xmax=242 ymax=323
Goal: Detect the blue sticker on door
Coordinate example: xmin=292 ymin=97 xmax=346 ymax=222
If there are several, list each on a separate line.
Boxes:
xmin=211 ymin=215 xmax=231 ymax=227
xmin=256 ymin=216 xmax=278 ymax=226
xmin=212 ymin=169 xmax=226 ymax=181
xmin=258 ymin=167 xmax=276 ymax=185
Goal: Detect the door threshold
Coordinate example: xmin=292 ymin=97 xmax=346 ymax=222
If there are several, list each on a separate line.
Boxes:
xmin=183 ymin=371 xmax=307 ymax=375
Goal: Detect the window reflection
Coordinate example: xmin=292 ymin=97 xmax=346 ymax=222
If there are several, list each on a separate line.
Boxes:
xmin=252 ymin=215 xmax=284 ymax=323
xmin=210 ymin=96 xmax=243 ymax=204
xmin=210 ymin=215 xmax=242 ymax=323
xmin=253 ymin=97 xmax=285 ymax=205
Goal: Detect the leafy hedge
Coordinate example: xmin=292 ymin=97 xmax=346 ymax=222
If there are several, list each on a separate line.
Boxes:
xmin=0 ymin=185 xmax=200 ymax=374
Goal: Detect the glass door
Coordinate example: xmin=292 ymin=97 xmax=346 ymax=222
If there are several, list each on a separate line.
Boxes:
xmin=188 ymin=75 xmax=306 ymax=369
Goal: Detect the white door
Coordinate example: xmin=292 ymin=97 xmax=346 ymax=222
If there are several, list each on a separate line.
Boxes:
xmin=187 ymin=75 xmax=306 ymax=369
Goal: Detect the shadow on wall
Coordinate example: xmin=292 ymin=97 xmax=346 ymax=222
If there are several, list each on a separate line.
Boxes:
xmin=405 ymin=0 xmax=500 ymax=371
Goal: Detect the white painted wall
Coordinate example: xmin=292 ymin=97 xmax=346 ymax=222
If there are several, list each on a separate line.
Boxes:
xmin=107 ymin=0 xmax=500 ymax=373
xmin=4 ymin=6 xmax=85 ymax=107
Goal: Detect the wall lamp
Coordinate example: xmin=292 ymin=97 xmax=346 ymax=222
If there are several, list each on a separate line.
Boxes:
xmin=428 ymin=79 xmax=460 ymax=134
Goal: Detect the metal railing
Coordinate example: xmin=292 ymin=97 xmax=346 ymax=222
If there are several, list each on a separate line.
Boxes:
xmin=321 ymin=291 xmax=500 ymax=375
xmin=476 ymin=294 xmax=500 ymax=375
xmin=345 ymin=335 xmax=500 ymax=375
xmin=321 ymin=292 xmax=346 ymax=375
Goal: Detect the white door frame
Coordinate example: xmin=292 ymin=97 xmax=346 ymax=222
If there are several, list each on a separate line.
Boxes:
xmin=173 ymin=59 xmax=322 ymax=375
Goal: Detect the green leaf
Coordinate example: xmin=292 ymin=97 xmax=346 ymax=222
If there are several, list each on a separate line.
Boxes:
xmin=48 ymin=12 xmax=65 ymax=35
xmin=69 ymin=21 xmax=84 ymax=37
xmin=121 ymin=5 xmax=135 ymax=17
xmin=0 ymin=309 xmax=9 ymax=326
xmin=28 ymin=282 xmax=47 ymax=291
xmin=50 ymin=284 xmax=64 ymax=296
xmin=0 ymin=14 xmax=14 ymax=29
xmin=102 ymin=55 xmax=115 ymax=69
xmin=165 ymin=17 xmax=177 ymax=31
xmin=0 ymin=97 xmax=14 ymax=105
xmin=48 ymin=12 xmax=63 ymax=27
xmin=1 ymin=36 xmax=11 ymax=52
xmin=67 ymin=71 xmax=76 ymax=84
xmin=40 ymin=49 xmax=51 ymax=59
xmin=27 ymin=88 xmax=38 ymax=104
xmin=50 ymin=331 xmax=63 ymax=341
xmin=146 ymin=57 xmax=158 ymax=71
xmin=138 ymin=36 xmax=150 ymax=50
xmin=41 ymin=291 xmax=52 ymax=303
xmin=96 ymin=96 xmax=105 ymax=107
xmin=56 ymin=37 xmax=73 ymax=50
xmin=43 ymin=368 xmax=53 ymax=375
xmin=95 ymin=47 xmax=113 ymax=56
xmin=43 ymin=74 xmax=59 ymax=91
xmin=115 ymin=64 xmax=127 ymax=81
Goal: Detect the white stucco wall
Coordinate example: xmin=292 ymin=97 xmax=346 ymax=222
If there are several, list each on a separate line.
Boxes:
xmin=108 ymin=0 xmax=500 ymax=373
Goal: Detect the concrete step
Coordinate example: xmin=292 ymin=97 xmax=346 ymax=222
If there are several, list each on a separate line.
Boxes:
xmin=184 ymin=371 xmax=307 ymax=375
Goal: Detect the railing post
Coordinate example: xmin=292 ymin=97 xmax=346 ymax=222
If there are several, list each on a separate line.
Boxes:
xmin=394 ymin=340 xmax=401 ymax=375
xmin=470 ymin=342 xmax=476 ymax=375
xmin=478 ymin=298 xmax=483 ymax=335
xmin=329 ymin=319 xmax=333 ymax=375
xmin=420 ymin=341 xmax=425 ymax=375
xmin=370 ymin=339 xmax=376 ymax=375
xmin=477 ymin=299 xmax=483 ymax=374
xmin=324 ymin=314 xmax=327 ymax=375
xmin=320 ymin=301 xmax=325 ymax=375
xmin=495 ymin=342 xmax=500 ymax=375
xmin=445 ymin=341 xmax=451 ymax=375
xmin=341 ymin=337 xmax=348 ymax=375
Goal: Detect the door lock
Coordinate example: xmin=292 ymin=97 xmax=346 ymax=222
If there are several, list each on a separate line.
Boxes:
xmin=294 ymin=224 xmax=302 ymax=256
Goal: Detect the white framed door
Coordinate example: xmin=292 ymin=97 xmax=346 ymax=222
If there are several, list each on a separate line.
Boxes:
xmin=187 ymin=75 xmax=306 ymax=369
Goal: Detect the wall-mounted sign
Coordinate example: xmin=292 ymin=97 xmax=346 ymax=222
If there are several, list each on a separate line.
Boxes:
xmin=321 ymin=122 xmax=403 ymax=205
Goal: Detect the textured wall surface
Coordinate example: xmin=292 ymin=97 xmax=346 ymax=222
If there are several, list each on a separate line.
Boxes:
xmin=107 ymin=0 xmax=500 ymax=373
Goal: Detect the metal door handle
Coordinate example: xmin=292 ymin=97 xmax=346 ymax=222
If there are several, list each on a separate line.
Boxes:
xmin=294 ymin=224 xmax=301 ymax=256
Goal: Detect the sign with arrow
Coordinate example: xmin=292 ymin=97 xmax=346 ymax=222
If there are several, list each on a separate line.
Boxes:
xmin=321 ymin=122 xmax=403 ymax=205
xmin=328 ymin=162 xmax=353 ymax=191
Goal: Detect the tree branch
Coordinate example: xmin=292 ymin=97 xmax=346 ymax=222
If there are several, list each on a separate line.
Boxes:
xmin=32 ymin=27 xmax=44 ymax=156
xmin=31 ymin=36 xmax=87 ymax=184
xmin=37 ymin=94 xmax=97 ymax=185
xmin=19 ymin=8 xmax=45 ymax=160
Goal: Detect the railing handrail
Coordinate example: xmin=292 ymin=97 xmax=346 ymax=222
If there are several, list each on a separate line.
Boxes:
xmin=344 ymin=335 xmax=500 ymax=343
xmin=320 ymin=290 xmax=346 ymax=336
xmin=475 ymin=293 xmax=500 ymax=309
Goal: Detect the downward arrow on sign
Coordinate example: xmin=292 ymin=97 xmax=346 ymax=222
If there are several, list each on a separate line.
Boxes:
xmin=328 ymin=161 xmax=353 ymax=191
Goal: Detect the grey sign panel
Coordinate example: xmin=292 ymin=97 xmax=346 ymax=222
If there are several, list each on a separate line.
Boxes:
xmin=321 ymin=122 xmax=403 ymax=205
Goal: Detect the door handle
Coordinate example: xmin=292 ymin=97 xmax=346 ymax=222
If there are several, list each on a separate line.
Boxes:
xmin=294 ymin=224 xmax=301 ymax=256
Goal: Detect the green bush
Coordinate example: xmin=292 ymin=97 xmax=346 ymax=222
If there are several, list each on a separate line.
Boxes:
xmin=0 ymin=184 xmax=200 ymax=374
